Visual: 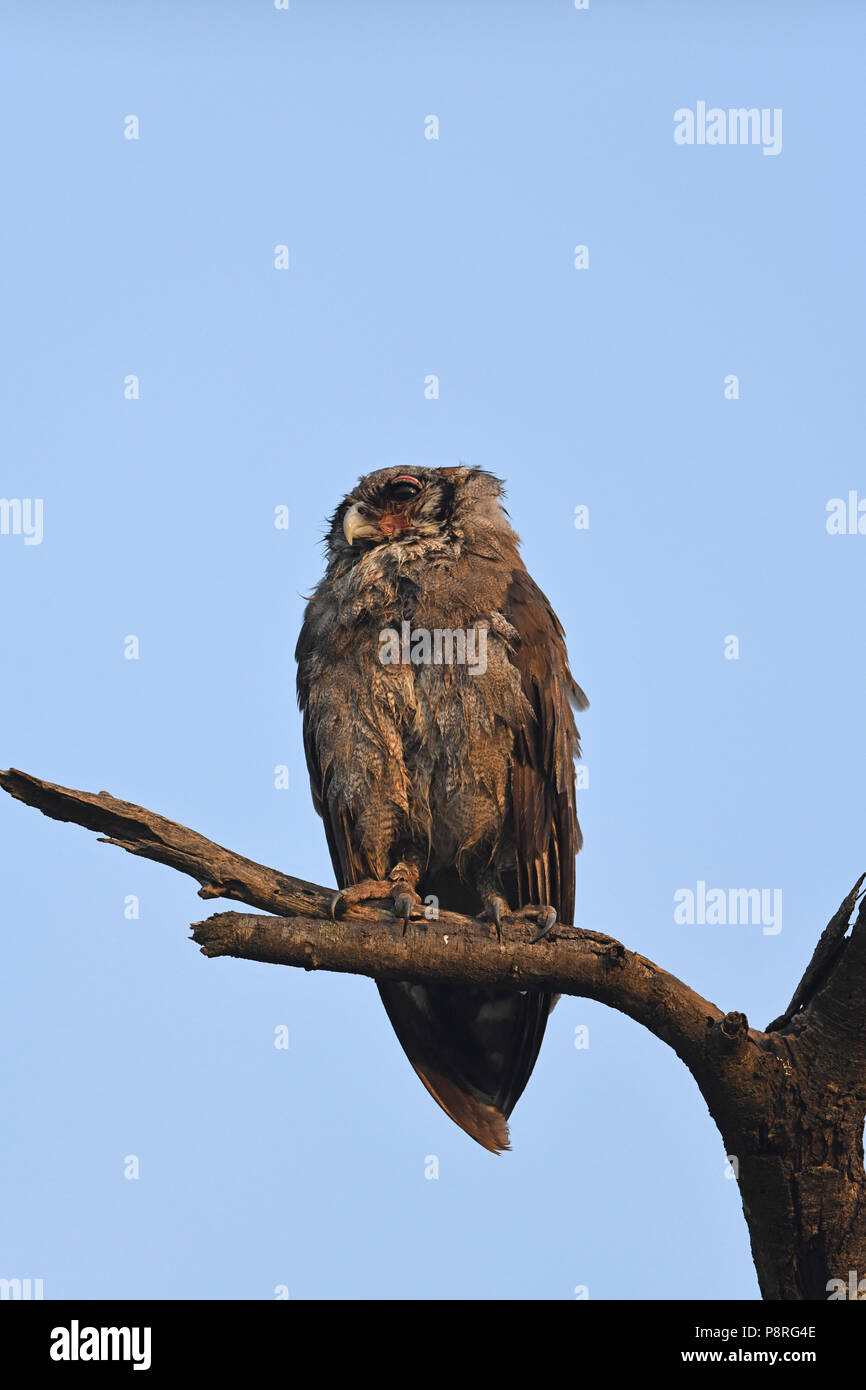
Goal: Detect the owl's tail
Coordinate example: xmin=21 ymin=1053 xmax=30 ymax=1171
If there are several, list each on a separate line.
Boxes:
xmin=377 ymin=980 xmax=552 ymax=1153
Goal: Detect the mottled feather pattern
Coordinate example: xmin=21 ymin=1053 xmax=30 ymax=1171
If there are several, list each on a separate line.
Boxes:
xmin=296 ymin=466 xmax=586 ymax=1151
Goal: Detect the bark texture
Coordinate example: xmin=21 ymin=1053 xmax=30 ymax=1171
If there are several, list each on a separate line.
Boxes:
xmin=2 ymin=766 xmax=864 ymax=1300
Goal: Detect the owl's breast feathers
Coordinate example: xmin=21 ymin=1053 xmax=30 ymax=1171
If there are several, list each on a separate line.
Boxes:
xmin=298 ymin=548 xmax=533 ymax=880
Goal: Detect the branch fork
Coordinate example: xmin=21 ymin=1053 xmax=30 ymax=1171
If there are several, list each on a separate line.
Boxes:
xmin=3 ymin=766 xmax=864 ymax=1300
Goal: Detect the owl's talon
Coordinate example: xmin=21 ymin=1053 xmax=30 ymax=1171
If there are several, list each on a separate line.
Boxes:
xmin=329 ymin=890 xmax=344 ymax=921
xmin=528 ymin=907 xmax=558 ymax=943
xmin=480 ymin=894 xmax=509 ymax=943
xmin=393 ymin=889 xmax=421 ymax=933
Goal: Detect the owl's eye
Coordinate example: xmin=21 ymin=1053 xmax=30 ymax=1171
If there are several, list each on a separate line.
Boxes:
xmin=387 ymin=476 xmax=423 ymax=503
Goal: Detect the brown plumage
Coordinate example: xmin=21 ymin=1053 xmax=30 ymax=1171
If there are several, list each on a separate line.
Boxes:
xmin=296 ymin=466 xmax=586 ymax=1152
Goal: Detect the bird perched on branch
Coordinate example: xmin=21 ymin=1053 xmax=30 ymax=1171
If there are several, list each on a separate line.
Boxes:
xmin=296 ymin=466 xmax=586 ymax=1152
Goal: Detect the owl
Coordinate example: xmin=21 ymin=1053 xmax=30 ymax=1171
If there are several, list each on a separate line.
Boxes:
xmin=296 ymin=466 xmax=586 ymax=1152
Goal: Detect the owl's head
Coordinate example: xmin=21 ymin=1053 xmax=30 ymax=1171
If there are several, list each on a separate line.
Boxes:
xmin=326 ymin=465 xmax=512 ymax=564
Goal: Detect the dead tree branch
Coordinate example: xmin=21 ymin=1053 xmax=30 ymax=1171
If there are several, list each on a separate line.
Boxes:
xmin=2 ymin=766 xmax=865 ymax=1301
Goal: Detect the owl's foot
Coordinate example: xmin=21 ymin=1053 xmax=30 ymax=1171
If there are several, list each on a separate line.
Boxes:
xmin=330 ymin=864 xmax=423 ymax=933
xmin=517 ymin=905 xmax=558 ymax=944
xmin=329 ymin=879 xmax=393 ymax=920
xmin=387 ymin=863 xmax=424 ymax=932
xmin=479 ymin=895 xmax=557 ymax=943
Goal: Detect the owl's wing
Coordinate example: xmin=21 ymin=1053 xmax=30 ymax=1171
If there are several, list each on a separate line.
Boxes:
xmin=302 ymin=710 xmax=364 ymax=888
xmin=378 ymin=569 xmax=587 ymax=1153
xmin=504 ymin=565 xmax=587 ymax=927
xmin=295 ymin=614 xmax=371 ymax=889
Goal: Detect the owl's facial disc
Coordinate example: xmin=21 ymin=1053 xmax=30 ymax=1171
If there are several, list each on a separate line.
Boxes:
xmin=343 ymin=475 xmax=426 ymax=546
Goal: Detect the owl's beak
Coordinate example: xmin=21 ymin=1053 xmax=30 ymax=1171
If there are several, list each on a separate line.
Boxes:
xmin=343 ymin=502 xmax=380 ymax=546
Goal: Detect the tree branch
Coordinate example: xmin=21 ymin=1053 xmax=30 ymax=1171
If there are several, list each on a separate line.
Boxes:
xmin=0 ymin=767 xmax=330 ymax=918
xmin=4 ymin=765 xmax=865 ymax=1299
xmin=190 ymin=909 xmax=725 ymax=1071
xmin=766 ymin=873 xmax=866 ymax=1033
xmin=0 ymin=768 xmax=727 ymax=1071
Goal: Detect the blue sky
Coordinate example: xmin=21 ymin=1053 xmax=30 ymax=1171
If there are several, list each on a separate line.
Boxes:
xmin=1 ymin=1 xmax=864 ymax=1299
